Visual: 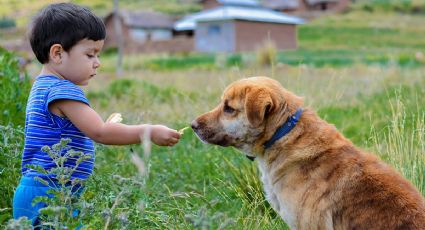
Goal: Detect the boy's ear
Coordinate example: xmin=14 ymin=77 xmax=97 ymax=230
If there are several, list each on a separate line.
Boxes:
xmin=49 ymin=44 xmax=63 ymax=64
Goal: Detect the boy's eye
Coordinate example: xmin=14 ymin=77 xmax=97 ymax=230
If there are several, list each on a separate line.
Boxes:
xmin=87 ymin=54 xmax=95 ymax=58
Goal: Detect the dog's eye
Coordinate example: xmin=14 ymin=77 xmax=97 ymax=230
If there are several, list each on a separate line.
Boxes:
xmin=224 ymin=104 xmax=235 ymax=113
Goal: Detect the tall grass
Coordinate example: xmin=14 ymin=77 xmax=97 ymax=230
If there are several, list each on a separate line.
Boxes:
xmin=2 ymin=61 xmax=424 ymax=228
xmin=0 ymin=48 xmax=30 ymax=127
xmin=0 ymin=125 xmax=24 ymax=223
xmin=370 ymin=97 xmax=425 ymax=194
xmin=0 ymin=49 xmax=29 ymax=223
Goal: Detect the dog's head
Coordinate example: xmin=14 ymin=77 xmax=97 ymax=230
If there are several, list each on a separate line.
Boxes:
xmin=191 ymin=76 xmax=303 ymax=156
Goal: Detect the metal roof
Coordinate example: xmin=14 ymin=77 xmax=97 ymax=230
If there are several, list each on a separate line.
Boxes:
xmin=262 ymin=0 xmax=299 ymax=10
xmin=217 ymin=0 xmax=259 ymax=6
xmin=306 ymin=0 xmax=339 ymax=5
xmin=105 ymin=10 xmax=174 ymax=29
xmin=262 ymin=0 xmax=339 ymax=10
xmin=199 ymin=0 xmax=260 ymax=7
xmin=174 ymin=6 xmax=304 ymax=31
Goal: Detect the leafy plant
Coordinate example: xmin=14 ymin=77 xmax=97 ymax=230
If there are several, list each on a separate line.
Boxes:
xmin=0 ymin=49 xmax=31 ymax=127
xmin=0 ymin=17 xmax=16 ymax=29
xmin=256 ymin=40 xmax=277 ymax=67
xmin=21 ymin=139 xmax=93 ymax=229
xmin=0 ymin=125 xmax=24 ymax=224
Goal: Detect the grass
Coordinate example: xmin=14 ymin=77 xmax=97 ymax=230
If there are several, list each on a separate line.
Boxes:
xmin=2 ymin=57 xmax=425 ymax=229
xmin=76 ymin=66 xmax=424 ymax=228
xmin=0 ymin=0 xmax=200 ymax=27
xmin=8 ymin=63 xmax=421 ymax=228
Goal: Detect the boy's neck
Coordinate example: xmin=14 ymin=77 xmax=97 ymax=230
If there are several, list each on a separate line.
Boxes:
xmin=39 ymin=65 xmax=65 ymax=80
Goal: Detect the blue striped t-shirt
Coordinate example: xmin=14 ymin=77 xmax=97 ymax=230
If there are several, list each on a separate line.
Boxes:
xmin=22 ymin=75 xmax=95 ymax=180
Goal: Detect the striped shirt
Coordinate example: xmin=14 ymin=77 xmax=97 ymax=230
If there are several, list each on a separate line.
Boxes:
xmin=22 ymin=75 xmax=95 ymax=180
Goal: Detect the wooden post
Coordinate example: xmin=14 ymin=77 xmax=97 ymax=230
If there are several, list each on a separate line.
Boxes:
xmin=113 ymin=0 xmax=123 ymax=77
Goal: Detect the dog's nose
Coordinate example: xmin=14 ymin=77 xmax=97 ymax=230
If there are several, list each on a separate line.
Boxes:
xmin=191 ymin=120 xmax=199 ymax=130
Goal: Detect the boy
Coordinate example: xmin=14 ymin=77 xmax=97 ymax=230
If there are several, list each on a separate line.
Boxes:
xmin=13 ymin=3 xmax=181 ymax=225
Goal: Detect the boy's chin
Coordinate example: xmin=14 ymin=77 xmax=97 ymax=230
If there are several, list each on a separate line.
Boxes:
xmin=76 ymin=81 xmax=89 ymax=86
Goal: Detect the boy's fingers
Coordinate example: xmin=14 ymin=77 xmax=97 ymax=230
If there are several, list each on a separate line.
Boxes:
xmin=169 ymin=137 xmax=179 ymax=145
xmin=171 ymin=130 xmax=182 ymax=139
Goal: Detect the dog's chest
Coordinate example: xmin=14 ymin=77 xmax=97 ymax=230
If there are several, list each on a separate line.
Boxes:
xmin=257 ymin=160 xmax=298 ymax=229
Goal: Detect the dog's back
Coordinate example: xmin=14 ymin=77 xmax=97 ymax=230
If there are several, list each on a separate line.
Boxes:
xmin=272 ymin=109 xmax=425 ymax=229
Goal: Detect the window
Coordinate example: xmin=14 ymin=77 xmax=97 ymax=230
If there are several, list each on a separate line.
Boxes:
xmin=151 ymin=29 xmax=172 ymax=41
xmin=130 ymin=28 xmax=148 ymax=42
xmin=208 ymin=25 xmax=221 ymax=35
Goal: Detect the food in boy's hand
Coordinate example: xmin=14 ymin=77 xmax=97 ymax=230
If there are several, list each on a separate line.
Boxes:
xmin=106 ymin=113 xmax=123 ymax=123
xmin=178 ymin=126 xmax=189 ymax=135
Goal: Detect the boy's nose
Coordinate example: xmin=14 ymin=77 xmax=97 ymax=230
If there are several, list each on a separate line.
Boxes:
xmin=94 ymin=58 xmax=101 ymax=68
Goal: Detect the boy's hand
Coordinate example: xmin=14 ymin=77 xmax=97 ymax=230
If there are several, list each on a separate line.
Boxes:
xmin=149 ymin=125 xmax=181 ymax=146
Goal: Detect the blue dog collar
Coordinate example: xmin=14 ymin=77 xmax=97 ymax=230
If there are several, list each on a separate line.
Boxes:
xmin=263 ymin=108 xmax=303 ymax=149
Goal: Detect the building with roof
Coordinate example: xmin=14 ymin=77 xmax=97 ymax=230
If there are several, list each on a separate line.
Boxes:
xmin=262 ymin=0 xmax=351 ymax=13
xmin=175 ymin=2 xmax=304 ymax=53
xmin=199 ymin=0 xmax=260 ymax=10
xmin=104 ymin=10 xmax=175 ymax=49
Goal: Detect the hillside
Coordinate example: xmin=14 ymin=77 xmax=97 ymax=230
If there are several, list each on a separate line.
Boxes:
xmin=0 ymin=0 xmax=201 ymax=27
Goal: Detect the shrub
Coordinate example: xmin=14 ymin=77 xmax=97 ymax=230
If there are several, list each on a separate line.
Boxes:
xmin=0 ymin=48 xmax=31 ymax=127
xmin=5 ymin=139 xmax=95 ymax=229
xmin=0 ymin=17 xmax=16 ymax=29
xmin=0 ymin=125 xmax=24 ymax=225
xmin=356 ymin=0 xmax=425 ymax=14
xmin=0 ymin=49 xmax=30 ymax=226
xmin=256 ymin=40 xmax=277 ymax=66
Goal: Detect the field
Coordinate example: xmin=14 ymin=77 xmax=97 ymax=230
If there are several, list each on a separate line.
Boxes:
xmin=1 ymin=2 xmax=425 ymax=229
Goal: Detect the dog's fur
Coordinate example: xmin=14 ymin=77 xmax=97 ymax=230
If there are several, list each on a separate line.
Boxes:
xmin=191 ymin=77 xmax=425 ymax=229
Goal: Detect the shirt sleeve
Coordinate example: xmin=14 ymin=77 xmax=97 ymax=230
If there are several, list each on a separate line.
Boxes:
xmin=46 ymin=80 xmax=90 ymax=110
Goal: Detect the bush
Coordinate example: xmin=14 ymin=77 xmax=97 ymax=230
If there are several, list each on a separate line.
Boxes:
xmin=145 ymin=55 xmax=215 ymax=71
xmin=0 ymin=125 xmax=24 ymax=225
xmin=0 ymin=49 xmax=29 ymax=226
xmin=256 ymin=40 xmax=277 ymax=66
xmin=0 ymin=17 xmax=16 ymax=29
xmin=357 ymin=0 xmax=425 ymax=14
xmin=0 ymin=49 xmax=31 ymax=127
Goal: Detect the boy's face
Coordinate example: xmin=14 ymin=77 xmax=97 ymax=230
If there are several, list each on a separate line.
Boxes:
xmin=56 ymin=39 xmax=104 ymax=86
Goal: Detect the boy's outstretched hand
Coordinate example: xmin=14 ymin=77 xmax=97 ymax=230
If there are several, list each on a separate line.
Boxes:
xmin=149 ymin=125 xmax=181 ymax=147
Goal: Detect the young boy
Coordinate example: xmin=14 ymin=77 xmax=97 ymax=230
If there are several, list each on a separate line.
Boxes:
xmin=13 ymin=3 xmax=181 ymax=224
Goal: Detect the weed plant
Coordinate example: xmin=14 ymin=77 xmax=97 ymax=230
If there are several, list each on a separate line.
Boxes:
xmin=0 ymin=48 xmax=30 ymax=126
xmin=0 ymin=125 xmax=24 ymax=223
xmin=5 ymin=139 xmax=92 ymax=229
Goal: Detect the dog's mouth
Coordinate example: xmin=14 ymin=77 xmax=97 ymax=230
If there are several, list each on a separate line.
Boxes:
xmin=193 ymin=129 xmax=233 ymax=147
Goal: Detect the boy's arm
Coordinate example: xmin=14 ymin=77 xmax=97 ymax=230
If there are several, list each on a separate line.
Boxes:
xmin=52 ymin=100 xmax=180 ymax=146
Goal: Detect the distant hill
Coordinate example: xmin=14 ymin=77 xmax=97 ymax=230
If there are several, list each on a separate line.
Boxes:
xmin=0 ymin=0 xmax=201 ymax=27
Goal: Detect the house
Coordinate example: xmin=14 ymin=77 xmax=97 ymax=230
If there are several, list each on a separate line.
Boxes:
xmin=199 ymin=0 xmax=260 ymax=10
xmin=103 ymin=10 xmax=175 ymax=49
xmin=262 ymin=0 xmax=351 ymax=13
xmin=174 ymin=2 xmax=304 ymax=53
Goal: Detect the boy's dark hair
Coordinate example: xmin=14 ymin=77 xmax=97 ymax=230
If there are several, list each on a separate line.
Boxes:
xmin=30 ymin=3 xmax=106 ymax=64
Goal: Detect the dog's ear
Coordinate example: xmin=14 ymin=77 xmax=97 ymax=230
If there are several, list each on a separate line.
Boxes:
xmin=245 ymin=89 xmax=273 ymax=127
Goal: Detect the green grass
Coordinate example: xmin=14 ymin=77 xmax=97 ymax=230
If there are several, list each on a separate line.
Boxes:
xmin=2 ymin=56 xmax=425 ymax=228
xmin=0 ymin=0 xmax=200 ymax=26
xmin=77 ymin=79 xmax=424 ymax=228
xmin=0 ymin=48 xmax=30 ymax=126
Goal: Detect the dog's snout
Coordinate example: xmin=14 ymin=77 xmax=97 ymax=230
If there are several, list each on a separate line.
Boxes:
xmin=191 ymin=120 xmax=199 ymax=130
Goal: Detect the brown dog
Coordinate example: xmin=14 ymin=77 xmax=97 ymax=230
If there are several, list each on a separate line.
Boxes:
xmin=191 ymin=77 xmax=425 ymax=229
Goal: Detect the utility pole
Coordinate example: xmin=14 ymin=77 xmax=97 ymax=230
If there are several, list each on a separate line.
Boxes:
xmin=113 ymin=0 xmax=123 ymax=77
